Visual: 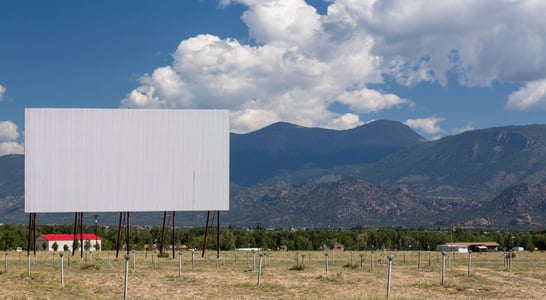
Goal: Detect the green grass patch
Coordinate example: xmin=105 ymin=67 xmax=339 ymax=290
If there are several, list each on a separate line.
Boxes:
xmin=342 ymin=263 xmax=359 ymax=269
xmin=289 ymin=265 xmax=305 ymax=271
xmin=316 ymin=271 xmax=343 ymax=282
xmin=80 ymin=263 xmax=100 ymax=270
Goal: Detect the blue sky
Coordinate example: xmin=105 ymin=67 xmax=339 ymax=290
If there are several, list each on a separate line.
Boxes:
xmin=1 ymin=0 xmax=546 ymax=155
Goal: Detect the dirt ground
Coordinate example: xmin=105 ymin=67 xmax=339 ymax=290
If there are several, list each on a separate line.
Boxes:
xmin=1 ymin=250 xmax=545 ymax=299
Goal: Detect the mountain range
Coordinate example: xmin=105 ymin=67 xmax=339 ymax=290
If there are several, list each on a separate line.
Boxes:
xmin=2 ymin=120 xmax=546 ymax=228
xmin=230 ymin=120 xmax=425 ymax=185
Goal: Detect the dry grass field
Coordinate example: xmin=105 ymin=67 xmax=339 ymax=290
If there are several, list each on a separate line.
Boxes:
xmin=1 ymin=249 xmax=545 ymax=299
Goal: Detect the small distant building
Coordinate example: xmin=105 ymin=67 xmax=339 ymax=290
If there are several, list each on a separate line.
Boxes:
xmin=235 ymin=248 xmax=263 ymax=252
xmin=36 ymin=234 xmax=102 ymax=252
xmin=167 ymin=244 xmax=188 ymax=251
xmin=437 ymin=243 xmax=469 ymax=253
xmin=437 ymin=242 xmax=499 ymax=253
xmin=333 ymin=243 xmax=345 ymax=251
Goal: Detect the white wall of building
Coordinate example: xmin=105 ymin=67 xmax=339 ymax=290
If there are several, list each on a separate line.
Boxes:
xmin=436 ymin=244 xmax=469 ymax=253
xmin=36 ymin=238 xmax=102 ymax=252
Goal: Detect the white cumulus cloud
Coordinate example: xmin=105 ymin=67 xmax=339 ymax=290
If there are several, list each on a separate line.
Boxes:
xmin=0 ymin=84 xmax=6 ymax=101
xmin=506 ymin=79 xmax=546 ymax=110
xmin=327 ymin=113 xmax=363 ymax=130
xmin=338 ymin=0 xmax=546 ymax=87
xmin=404 ymin=117 xmax=444 ymax=135
xmin=0 ymin=121 xmax=19 ymax=141
xmin=338 ymin=87 xmax=410 ymax=113
xmin=0 ymin=142 xmax=24 ymax=156
xmin=238 ymin=0 xmax=321 ymax=48
xmin=453 ymin=121 xmax=474 ymax=134
xmin=121 ymin=0 xmax=546 ymax=132
xmin=120 ymin=1 xmax=390 ymax=133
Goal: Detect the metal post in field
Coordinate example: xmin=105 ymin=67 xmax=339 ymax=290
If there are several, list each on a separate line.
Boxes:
xmin=371 ymin=251 xmax=374 ymax=272
xmin=417 ymin=252 xmax=421 ymax=271
xmin=325 ymin=253 xmax=329 ymax=275
xmin=509 ymin=250 xmax=513 ymax=272
xmin=386 ymin=255 xmax=394 ymax=299
xmin=191 ymin=249 xmax=195 ymax=271
xmin=350 ymin=251 xmax=354 ymax=265
xmin=27 ymin=253 xmax=31 ymax=277
xmin=132 ymin=250 xmax=136 ymax=272
xmin=178 ymin=251 xmax=183 ymax=277
xmin=301 ymin=254 xmax=305 ymax=266
xmin=257 ymin=253 xmax=264 ymax=287
xmin=4 ymin=253 xmax=7 ymax=272
xmin=59 ymin=252 xmax=65 ymax=288
xmin=253 ymin=250 xmax=256 ymax=272
xmin=441 ymin=251 xmax=447 ymax=287
xmin=123 ymin=254 xmax=130 ymax=300
xmin=467 ymin=250 xmax=472 ymax=277
xmin=360 ymin=253 xmax=364 ymax=269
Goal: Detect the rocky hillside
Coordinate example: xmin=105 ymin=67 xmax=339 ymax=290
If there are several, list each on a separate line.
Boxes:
xmin=221 ymin=178 xmax=479 ymax=228
xmin=3 ymin=122 xmax=546 ymax=228
xmin=352 ymin=124 xmax=546 ymax=201
xmin=485 ymin=183 xmax=546 ymax=226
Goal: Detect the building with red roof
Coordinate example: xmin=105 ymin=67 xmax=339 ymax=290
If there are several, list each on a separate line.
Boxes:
xmin=36 ymin=234 xmax=102 ymax=252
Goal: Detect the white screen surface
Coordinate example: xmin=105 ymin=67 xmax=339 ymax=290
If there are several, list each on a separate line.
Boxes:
xmin=25 ymin=108 xmax=229 ymax=213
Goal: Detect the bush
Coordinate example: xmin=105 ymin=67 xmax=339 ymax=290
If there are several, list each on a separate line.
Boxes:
xmin=342 ymin=263 xmax=358 ymax=269
xmin=289 ymin=265 xmax=305 ymax=271
xmin=80 ymin=263 xmax=100 ymax=270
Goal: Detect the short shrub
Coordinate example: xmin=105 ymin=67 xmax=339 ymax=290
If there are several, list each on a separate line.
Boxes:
xmin=342 ymin=263 xmax=358 ymax=269
xmin=80 ymin=263 xmax=100 ymax=270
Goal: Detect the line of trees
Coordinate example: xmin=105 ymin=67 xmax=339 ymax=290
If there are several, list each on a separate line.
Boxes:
xmin=1 ymin=224 xmax=545 ymax=252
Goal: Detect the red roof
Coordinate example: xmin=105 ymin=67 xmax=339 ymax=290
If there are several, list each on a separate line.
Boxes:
xmin=41 ymin=234 xmax=101 ymax=241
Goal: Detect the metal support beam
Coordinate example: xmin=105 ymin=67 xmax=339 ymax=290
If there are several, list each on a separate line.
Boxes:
xmin=172 ymin=211 xmax=176 ymax=259
xmin=202 ymin=211 xmax=211 ymax=257
xmin=216 ymin=211 xmax=220 ymax=259
xmin=159 ymin=211 xmax=167 ymax=254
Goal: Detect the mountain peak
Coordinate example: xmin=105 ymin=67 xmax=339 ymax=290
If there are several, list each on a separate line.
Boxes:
xmin=230 ymin=120 xmax=426 ymax=185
